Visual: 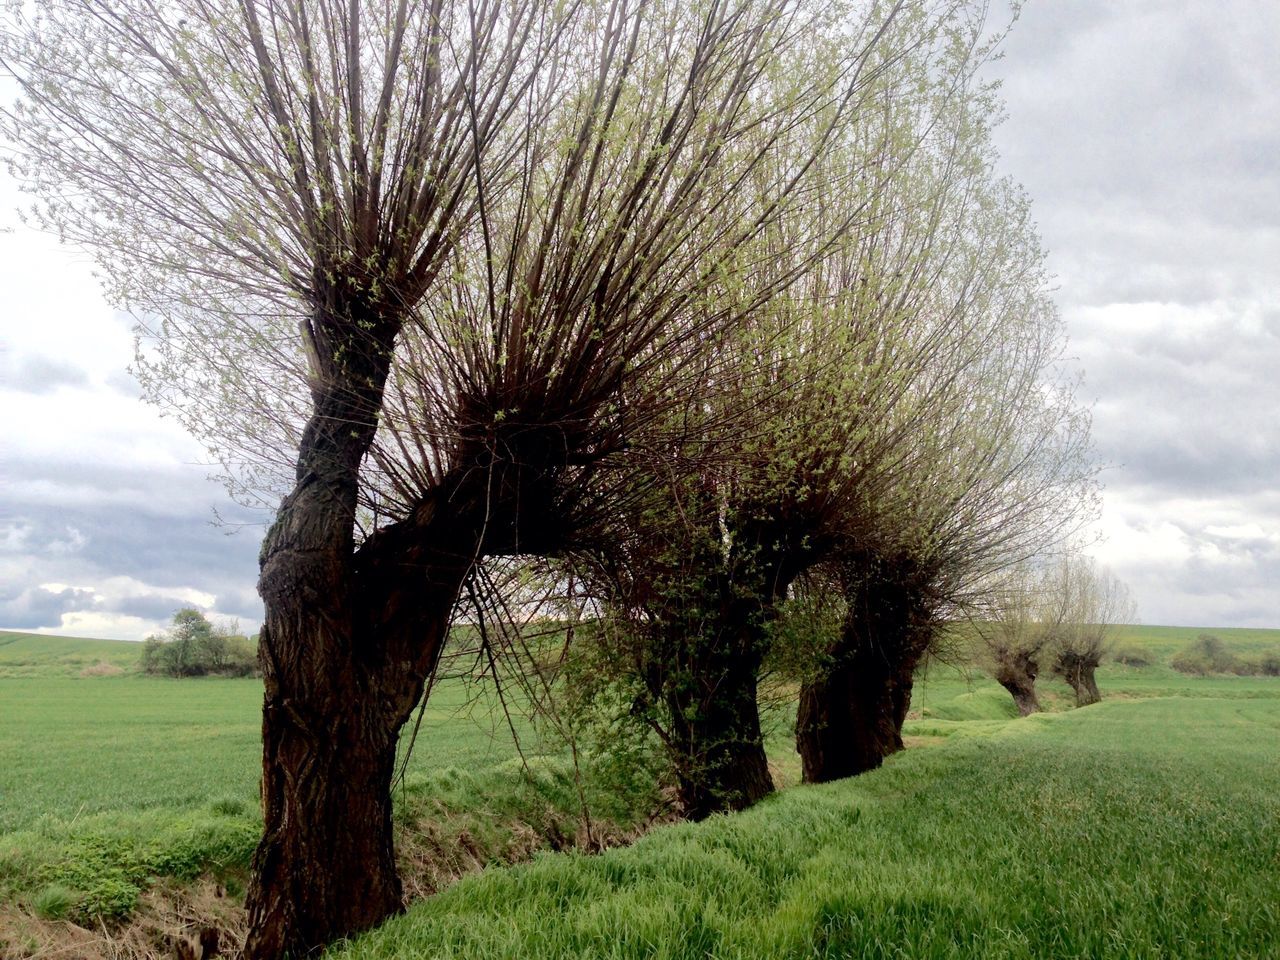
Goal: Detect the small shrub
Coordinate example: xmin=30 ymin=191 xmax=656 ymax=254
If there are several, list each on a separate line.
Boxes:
xmin=1171 ymin=634 xmax=1240 ymax=675
xmin=1111 ymin=645 xmax=1151 ymax=668
xmin=1169 ymin=651 xmax=1211 ymax=675
xmin=34 ymin=815 xmax=260 ymax=924
xmin=74 ymin=877 xmax=139 ymax=923
xmin=32 ymin=883 xmax=77 ymax=920
xmin=1232 ymin=651 xmax=1280 ymax=677
xmin=1258 ymin=651 xmax=1280 ymax=677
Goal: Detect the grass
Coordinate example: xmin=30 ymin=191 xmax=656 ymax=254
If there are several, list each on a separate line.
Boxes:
xmin=3 ymin=626 xmax=1279 ymax=956
xmin=1104 ymin=624 xmax=1280 ymax=661
xmin=0 ymin=634 xmax=641 ymax=930
xmin=0 ymin=631 xmax=141 ymax=679
xmin=0 ymin=675 xmax=542 ymax=833
xmin=330 ymin=697 xmax=1280 ymax=960
xmin=0 ymin=677 xmax=263 ymax=832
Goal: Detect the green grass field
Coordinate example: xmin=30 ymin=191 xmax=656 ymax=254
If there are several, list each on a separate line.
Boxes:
xmin=0 ymin=631 xmax=627 ymax=939
xmin=0 ymin=631 xmax=141 ymax=679
xmin=330 ymin=696 xmax=1280 ymax=960
xmin=2 ymin=626 xmax=1278 ymax=958
xmin=0 ymin=674 xmax=542 ymax=833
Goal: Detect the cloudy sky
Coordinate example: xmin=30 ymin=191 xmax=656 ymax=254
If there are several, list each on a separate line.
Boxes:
xmin=1 ymin=0 xmax=1278 ymax=639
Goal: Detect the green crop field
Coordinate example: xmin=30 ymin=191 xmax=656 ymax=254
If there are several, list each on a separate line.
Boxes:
xmin=0 ymin=673 xmax=542 ymax=833
xmin=2 ymin=627 xmax=1279 ymax=959
xmin=0 ymin=631 xmax=142 ymax=679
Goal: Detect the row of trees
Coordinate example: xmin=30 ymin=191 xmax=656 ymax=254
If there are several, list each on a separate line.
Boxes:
xmin=976 ymin=555 xmax=1137 ymax=716
xmin=2 ymin=2 xmax=1097 ymax=956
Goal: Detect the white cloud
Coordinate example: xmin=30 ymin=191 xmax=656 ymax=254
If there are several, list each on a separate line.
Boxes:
xmin=36 ymin=611 xmax=156 ymax=643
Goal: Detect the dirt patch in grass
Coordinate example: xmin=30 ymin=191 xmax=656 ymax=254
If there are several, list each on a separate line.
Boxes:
xmin=1 ymin=879 xmax=243 ymax=960
xmin=902 ymin=735 xmax=948 ymax=750
xmin=79 ymin=661 xmax=126 ymax=678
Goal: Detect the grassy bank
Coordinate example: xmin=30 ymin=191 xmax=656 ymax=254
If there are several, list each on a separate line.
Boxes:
xmin=331 ymin=696 xmax=1280 ymax=960
xmin=0 ymin=642 xmax=648 ymax=942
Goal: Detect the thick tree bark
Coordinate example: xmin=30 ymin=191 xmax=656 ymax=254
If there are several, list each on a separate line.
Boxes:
xmin=796 ymin=564 xmax=931 ymax=783
xmin=240 ymin=299 xmax=517 ymax=959
xmin=242 ymin=684 xmax=408 ymax=959
xmin=244 ymin=457 xmax=548 ymax=957
xmin=242 ymin=298 xmax=401 ymax=958
xmin=643 ymin=550 xmax=780 ymax=821
xmin=244 ymin=589 xmax=462 ymax=959
xmin=796 ymin=648 xmax=920 ymax=782
xmin=995 ymin=650 xmax=1042 ymax=716
xmin=243 ymin=388 xmax=563 ymax=958
xmin=665 ymin=636 xmax=774 ymax=820
xmin=1053 ymin=651 xmax=1102 ymax=707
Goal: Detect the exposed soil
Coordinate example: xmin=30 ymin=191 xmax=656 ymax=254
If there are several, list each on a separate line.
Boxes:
xmin=1 ymin=809 xmax=671 ymax=960
xmin=1 ymin=880 xmax=244 ymax=960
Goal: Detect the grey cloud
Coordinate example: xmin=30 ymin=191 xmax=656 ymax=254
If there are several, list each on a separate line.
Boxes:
xmin=990 ymin=1 xmax=1280 ymax=309
xmin=0 ymin=464 xmax=265 ymax=634
xmin=1 ymin=452 xmax=265 ymax=519
xmin=986 ymin=1 xmax=1280 ymax=626
xmin=30 ymin=506 xmax=262 ymax=595
xmin=1073 ymin=316 xmax=1280 ymax=499
xmin=1101 ymin=511 xmax=1280 ymax=628
xmin=115 ymin=594 xmax=210 ymax=623
xmin=0 ymin=584 xmax=100 ymax=630
xmin=105 ymin=369 xmax=142 ymax=397
xmin=212 ymin=586 xmax=265 ymax=622
xmin=993 ymin=2 xmax=1280 ymax=199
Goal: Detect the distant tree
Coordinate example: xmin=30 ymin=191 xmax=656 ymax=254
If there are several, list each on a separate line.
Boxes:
xmin=1050 ymin=560 xmax=1137 ymax=706
xmin=139 ymin=634 xmax=167 ymax=676
xmin=1170 ymin=634 xmax=1240 ymax=676
xmin=977 ymin=554 xmax=1133 ymax=715
xmin=140 ymin=608 xmax=256 ymax=678
xmin=975 ymin=562 xmax=1070 ymax=716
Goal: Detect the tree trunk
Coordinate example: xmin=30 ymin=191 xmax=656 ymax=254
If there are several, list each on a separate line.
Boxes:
xmin=1082 ymin=667 xmax=1101 ymax=705
xmin=796 ymin=565 xmax=930 ymax=783
xmin=667 ymin=640 xmax=774 ymax=820
xmin=646 ymin=556 xmax=778 ymax=821
xmin=242 ymin=393 xmax=560 ymax=957
xmin=797 ymin=654 xmax=919 ymax=782
xmin=242 ymin=681 xmax=406 ymax=959
xmin=1054 ymin=651 xmax=1102 ymax=707
xmin=995 ymin=651 xmax=1042 ymax=716
xmin=240 ymin=298 xmax=498 ymax=958
xmin=244 ymin=459 xmax=511 ymax=957
xmin=241 ymin=298 xmax=402 ymax=958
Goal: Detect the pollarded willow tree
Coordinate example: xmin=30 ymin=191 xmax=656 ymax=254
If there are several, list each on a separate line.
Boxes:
xmin=979 ymin=553 xmax=1134 ymax=715
xmin=794 ymin=344 xmax=1095 ymax=780
xmin=1050 ymin=556 xmax=1137 ymax=706
xmin=974 ymin=558 xmax=1074 ymax=715
xmin=792 ymin=162 xmax=1099 ymax=779
xmin=573 ymin=4 xmax=1095 ymax=808
xmin=550 ymin=4 xmax=999 ymax=818
xmin=1 ymin=1 xmax=921 ymax=954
